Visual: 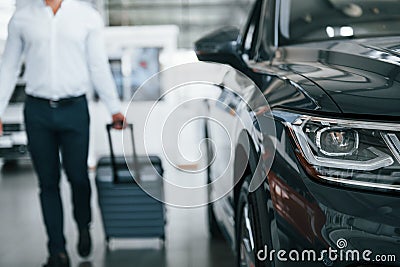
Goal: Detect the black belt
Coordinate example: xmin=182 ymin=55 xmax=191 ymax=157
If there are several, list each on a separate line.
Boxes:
xmin=26 ymin=95 xmax=86 ymax=108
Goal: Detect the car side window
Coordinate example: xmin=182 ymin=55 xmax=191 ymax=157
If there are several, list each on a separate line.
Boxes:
xmin=242 ymin=0 xmax=263 ymax=61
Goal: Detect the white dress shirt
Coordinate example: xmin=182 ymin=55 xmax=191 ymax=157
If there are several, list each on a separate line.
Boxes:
xmin=0 ymin=0 xmax=121 ymax=117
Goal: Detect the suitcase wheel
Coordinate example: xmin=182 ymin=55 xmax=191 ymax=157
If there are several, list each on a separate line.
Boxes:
xmin=159 ymin=238 xmax=166 ymax=249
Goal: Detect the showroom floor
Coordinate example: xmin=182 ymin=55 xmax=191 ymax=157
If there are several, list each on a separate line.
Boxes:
xmin=0 ymin=160 xmax=233 ymax=267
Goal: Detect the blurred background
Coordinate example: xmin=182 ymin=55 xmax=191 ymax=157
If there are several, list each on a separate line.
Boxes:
xmin=0 ymin=1 xmax=254 ymax=266
xmin=1 ymin=0 xmax=251 ymax=49
xmin=0 ymin=0 xmax=254 ymax=165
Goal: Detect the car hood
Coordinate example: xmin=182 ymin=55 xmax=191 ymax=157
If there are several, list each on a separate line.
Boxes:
xmin=278 ymin=37 xmax=400 ymax=119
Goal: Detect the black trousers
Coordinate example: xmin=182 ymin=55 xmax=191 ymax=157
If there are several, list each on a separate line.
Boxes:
xmin=24 ymin=95 xmax=91 ymax=255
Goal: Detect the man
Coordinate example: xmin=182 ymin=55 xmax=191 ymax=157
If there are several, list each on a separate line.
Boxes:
xmin=0 ymin=0 xmax=125 ymax=266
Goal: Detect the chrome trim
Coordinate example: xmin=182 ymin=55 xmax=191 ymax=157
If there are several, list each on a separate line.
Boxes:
xmin=382 ymin=133 xmax=400 ymax=164
xmin=293 ymin=115 xmax=400 ymax=131
xmin=318 ymin=175 xmax=400 ymax=192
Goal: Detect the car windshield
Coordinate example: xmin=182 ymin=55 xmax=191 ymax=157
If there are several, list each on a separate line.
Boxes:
xmin=279 ymin=0 xmax=400 ymax=45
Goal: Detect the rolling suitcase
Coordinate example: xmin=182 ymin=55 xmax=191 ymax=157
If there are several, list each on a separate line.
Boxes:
xmin=95 ymin=123 xmax=166 ymax=244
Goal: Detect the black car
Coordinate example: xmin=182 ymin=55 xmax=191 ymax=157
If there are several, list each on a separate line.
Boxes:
xmin=195 ymin=0 xmax=400 ymax=266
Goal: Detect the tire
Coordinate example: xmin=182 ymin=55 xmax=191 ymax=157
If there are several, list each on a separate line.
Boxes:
xmin=205 ymin=122 xmax=224 ymax=239
xmin=236 ymin=176 xmax=273 ymax=267
xmin=208 ymin=202 xmax=224 ymax=239
xmin=2 ymin=159 xmax=18 ymax=169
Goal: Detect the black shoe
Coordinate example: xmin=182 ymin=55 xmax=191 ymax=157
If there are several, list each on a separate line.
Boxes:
xmin=43 ymin=253 xmax=70 ymax=267
xmin=78 ymin=228 xmax=92 ymax=258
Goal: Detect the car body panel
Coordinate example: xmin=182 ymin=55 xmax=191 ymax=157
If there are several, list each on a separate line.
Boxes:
xmin=271 ymin=38 xmax=400 ymax=118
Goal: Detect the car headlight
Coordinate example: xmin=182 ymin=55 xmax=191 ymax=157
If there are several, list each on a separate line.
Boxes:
xmin=275 ymin=111 xmax=400 ymax=192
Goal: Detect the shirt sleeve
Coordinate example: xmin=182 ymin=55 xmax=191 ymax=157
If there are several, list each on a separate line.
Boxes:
xmin=86 ymin=13 xmax=121 ymax=115
xmin=0 ymin=15 xmax=24 ymax=118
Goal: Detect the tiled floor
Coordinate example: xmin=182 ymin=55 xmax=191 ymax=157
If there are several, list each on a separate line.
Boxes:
xmin=0 ymin=160 xmax=234 ymax=267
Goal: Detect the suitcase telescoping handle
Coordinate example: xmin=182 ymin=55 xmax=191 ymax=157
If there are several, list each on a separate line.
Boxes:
xmin=106 ymin=123 xmax=140 ymax=184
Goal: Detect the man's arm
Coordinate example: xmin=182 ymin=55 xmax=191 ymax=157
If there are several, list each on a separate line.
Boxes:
xmin=86 ymin=13 xmax=125 ymax=129
xmin=0 ymin=15 xmax=24 ymax=135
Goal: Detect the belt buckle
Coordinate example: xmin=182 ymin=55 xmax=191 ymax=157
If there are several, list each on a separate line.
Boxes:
xmin=49 ymin=100 xmax=59 ymax=108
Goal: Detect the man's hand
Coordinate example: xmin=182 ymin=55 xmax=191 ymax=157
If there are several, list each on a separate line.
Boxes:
xmin=112 ymin=113 xmax=126 ymax=130
xmin=0 ymin=119 xmax=3 ymax=136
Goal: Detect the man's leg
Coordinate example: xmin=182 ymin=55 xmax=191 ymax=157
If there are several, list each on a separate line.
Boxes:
xmin=24 ymin=100 xmax=65 ymax=255
xmin=59 ymin=124 xmax=91 ymax=230
xmin=58 ymin=98 xmax=91 ymax=235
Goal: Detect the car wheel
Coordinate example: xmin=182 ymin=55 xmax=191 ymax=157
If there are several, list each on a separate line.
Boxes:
xmin=2 ymin=159 xmax=18 ymax=169
xmin=205 ymin=125 xmax=224 ymax=239
xmin=207 ymin=176 xmax=224 ymax=239
xmin=208 ymin=202 xmax=224 ymax=239
xmin=236 ymin=176 xmax=273 ymax=267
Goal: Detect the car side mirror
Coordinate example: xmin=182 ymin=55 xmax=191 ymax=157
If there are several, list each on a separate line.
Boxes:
xmin=195 ymin=27 xmax=246 ymax=72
